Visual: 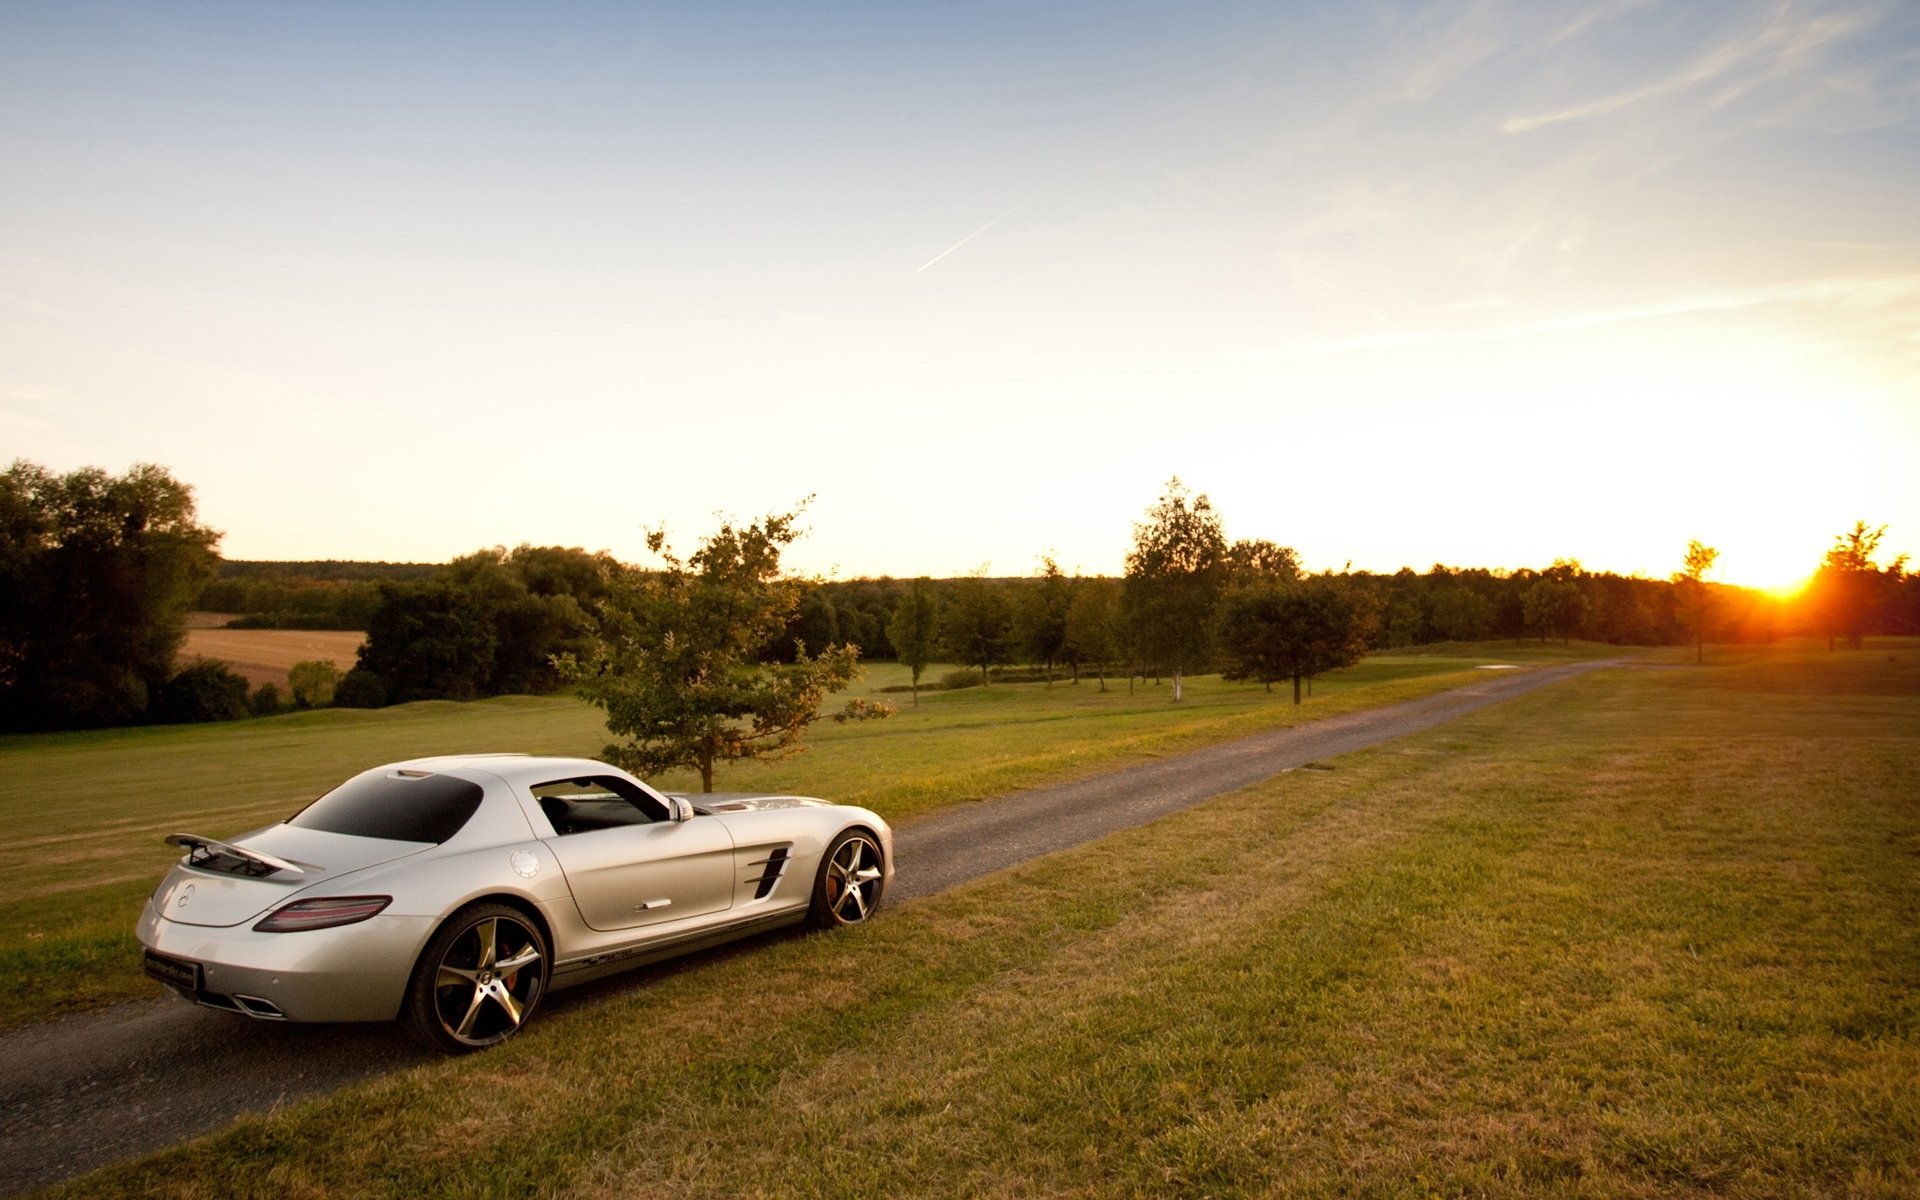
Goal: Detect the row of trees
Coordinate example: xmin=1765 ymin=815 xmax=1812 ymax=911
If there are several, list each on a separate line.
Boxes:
xmin=6 ymin=457 xmax=1914 ymax=734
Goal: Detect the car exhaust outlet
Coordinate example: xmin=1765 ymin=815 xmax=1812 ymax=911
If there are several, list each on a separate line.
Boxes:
xmin=231 ymin=994 xmax=287 ymax=1020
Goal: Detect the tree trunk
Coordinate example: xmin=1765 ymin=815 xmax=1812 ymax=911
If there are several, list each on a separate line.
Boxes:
xmin=700 ymin=756 xmax=714 ymax=793
xmin=1292 ymin=672 xmax=1302 ymax=704
xmin=1172 ymin=666 xmax=1183 ymax=702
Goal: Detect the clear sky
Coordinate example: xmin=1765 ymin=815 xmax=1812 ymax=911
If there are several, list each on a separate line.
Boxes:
xmin=4 ymin=0 xmax=1916 ymax=590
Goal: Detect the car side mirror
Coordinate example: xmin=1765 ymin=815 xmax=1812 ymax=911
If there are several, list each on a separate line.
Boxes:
xmin=668 ymin=797 xmax=694 ymax=823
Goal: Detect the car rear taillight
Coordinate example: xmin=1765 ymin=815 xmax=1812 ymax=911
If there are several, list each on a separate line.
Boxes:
xmin=253 ymin=896 xmax=392 ymax=933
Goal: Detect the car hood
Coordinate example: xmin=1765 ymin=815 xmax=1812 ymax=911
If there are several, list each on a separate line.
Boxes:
xmin=672 ymin=792 xmax=830 ymax=814
xmin=152 ymin=824 xmax=431 ymax=929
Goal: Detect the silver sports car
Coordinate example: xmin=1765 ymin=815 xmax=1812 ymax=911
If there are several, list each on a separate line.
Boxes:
xmin=136 ymin=754 xmax=892 ymax=1052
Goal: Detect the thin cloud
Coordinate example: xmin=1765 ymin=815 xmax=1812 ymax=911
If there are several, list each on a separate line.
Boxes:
xmin=1503 ymin=3 xmax=1881 ymax=133
xmin=915 ymin=185 xmax=1048 ymax=275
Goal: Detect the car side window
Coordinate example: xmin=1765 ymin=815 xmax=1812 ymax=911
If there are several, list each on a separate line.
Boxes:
xmin=531 ymin=776 xmax=670 ymax=835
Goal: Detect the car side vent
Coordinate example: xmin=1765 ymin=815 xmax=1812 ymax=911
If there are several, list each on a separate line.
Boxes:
xmin=747 ymin=846 xmax=791 ymax=899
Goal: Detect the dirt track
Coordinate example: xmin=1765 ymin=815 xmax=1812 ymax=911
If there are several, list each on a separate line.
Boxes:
xmin=0 ymin=659 xmax=1612 ymax=1195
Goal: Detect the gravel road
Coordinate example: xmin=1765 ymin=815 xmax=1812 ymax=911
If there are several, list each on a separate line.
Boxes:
xmin=0 ymin=659 xmax=1609 ymax=1195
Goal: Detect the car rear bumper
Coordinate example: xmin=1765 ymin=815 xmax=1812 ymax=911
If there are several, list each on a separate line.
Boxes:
xmin=136 ymin=900 xmax=434 ymax=1023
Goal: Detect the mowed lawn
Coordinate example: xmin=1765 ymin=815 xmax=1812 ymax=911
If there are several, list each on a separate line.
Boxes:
xmin=44 ymin=640 xmax=1919 ymax=1199
xmin=0 ymin=647 xmax=1540 ymax=1032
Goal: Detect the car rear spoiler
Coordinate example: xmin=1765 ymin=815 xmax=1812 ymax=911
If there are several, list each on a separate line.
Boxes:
xmin=165 ymin=832 xmax=308 ymax=879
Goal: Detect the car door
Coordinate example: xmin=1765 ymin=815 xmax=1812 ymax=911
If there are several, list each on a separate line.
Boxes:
xmin=532 ymin=776 xmax=736 ymax=932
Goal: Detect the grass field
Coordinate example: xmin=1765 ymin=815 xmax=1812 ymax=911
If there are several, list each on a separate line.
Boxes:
xmin=41 ymin=639 xmax=1916 ymax=1199
xmin=0 ymin=645 xmax=1564 ymax=1033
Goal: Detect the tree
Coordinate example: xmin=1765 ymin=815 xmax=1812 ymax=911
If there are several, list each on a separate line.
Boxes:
xmin=353 ymin=578 xmax=499 ymax=703
xmin=942 ymin=570 xmax=1012 ymax=685
xmin=1428 ymin=585 xmax=1494 ymax=642
xmin=1522 ymin=577 xmax=1588 ymax=643
xmin=1225 ymin=538 xmax=1300 ymax=582
xmin=885 ymin=578 xmax=940 ymax=705
xmin=1809 ymin=522 xmax=1904 ymax=650
xmin=1216 ymin=576 xmax=1370 ymax=703
xmin=0 ymin=460 xmax=221 ymax=730
xmin=1124 ymin=478 xmax=1227 ymax=702
xmin=288 ymin=659 xmax=339 ymax=708
xmin=1671 ymin=540 xmax=1719 ymax=663
xmin=1016 ymin=556 xmax=1072 ymax=685
xmin=352 ymin=545 xmax=613 ymax=703
xmin=563 ymin=509 xmax=858 ymax=793
xmin=1064 ymin=576 xmax=1121 ymax=691
xmin=153 ymin=659 xmax=250 ymax=724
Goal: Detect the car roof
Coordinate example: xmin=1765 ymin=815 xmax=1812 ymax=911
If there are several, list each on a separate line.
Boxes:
xmin=386 ymin=754 xmax=632 ymax=789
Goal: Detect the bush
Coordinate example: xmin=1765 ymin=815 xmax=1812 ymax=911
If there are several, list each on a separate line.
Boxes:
xmin=249 ymin=682 xmax=284 ymax=716
xmin=939 ymin=668 xmax=984 ymax=690
xmin=333 ymin=667 xmax=388 ymax=709
xmin=832 ymin=697 xmax=896 ymax=723
xmin=154 ymin=661 xmax=250 ymax=724
xmin=288 ymin=660 xmax=339 ymax=708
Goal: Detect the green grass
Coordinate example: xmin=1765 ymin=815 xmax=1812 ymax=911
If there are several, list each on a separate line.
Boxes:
xmin=1 ymin=647 xmax=1544 ymax=1032
xmin=39 ymin=638 xmax=1918 ymax=1199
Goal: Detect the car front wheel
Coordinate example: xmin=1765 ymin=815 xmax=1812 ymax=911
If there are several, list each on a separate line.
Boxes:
xmin=404 ymin=903 xmax=549 ymax=1053
xmin=807 ymin=829 xmax=885 ymax=929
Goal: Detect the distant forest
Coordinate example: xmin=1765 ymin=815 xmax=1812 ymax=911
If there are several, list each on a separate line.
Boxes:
xmin=4 ymin=460 xmax=1914 ymax=731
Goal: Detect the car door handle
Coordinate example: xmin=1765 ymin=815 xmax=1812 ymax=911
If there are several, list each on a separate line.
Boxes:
xmin=634 ymin=898 xmax=672 ymax=911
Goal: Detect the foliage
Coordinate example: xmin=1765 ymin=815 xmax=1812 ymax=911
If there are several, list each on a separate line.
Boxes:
xmin=1015 ymin=556 xmax=1072 ymax=684
xmin=563 ymin=509 xmax=859 ymax=792
xmin=1224 ymin=537 xmax=1300 ymax=582
xmin=884 ymin=578 xmax=940 ymax=704
xmin=351 ymin=545 xmax=614 ymax=703
xmin=1124 ymin=477 xmax=1227 ymax=701
xmin=1216 ymin=576 xmax=1374 ymax=702
xmin=1808 ymin=521 xmax=1906 ymax=650
xmin=1064 ymin=576 xmax=1122 ymax=691
xmin=1672 ymin=539 xmax=1720 ymax=662
xmin=248 ymin=682 xmax=284 ymax=716
xmin=832 ymin=697 xmax=896 ymax=723
xmin=942 ymin=571 xmax=1013 ymax=684
xmin=0 ymin=460 xmax=221 ymax=730
xmin=152 ymin=660 xmax=250 ymax=724
xmin=287 ymin=659 xmax=339 ymax=708
xmin=1521 ymin=577 xmax=1590 ymax=643
xmin=332 ymin=667 xmax=388 ymax=709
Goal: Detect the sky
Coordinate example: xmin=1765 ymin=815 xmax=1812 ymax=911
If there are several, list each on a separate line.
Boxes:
xmin=3 ymin=0 xmax=1917 ymax=592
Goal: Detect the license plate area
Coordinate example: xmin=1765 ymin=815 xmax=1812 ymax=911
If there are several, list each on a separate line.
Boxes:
xmin=143 ymin=950 xmax=202 ymax=992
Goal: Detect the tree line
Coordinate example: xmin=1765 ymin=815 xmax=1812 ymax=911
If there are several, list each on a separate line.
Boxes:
xmin=4 ymin=459 xmax=1914 ymax=732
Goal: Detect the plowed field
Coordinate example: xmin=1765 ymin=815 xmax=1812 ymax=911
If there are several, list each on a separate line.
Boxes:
xmin=178 ymin=628 xmax=365 ymax=688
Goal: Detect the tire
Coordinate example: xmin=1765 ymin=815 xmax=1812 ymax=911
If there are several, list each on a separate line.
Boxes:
xmin=404 ymin=903 xmax=550 ymax=1053
xmin=807 ymin=829 xmax=885 ymax=930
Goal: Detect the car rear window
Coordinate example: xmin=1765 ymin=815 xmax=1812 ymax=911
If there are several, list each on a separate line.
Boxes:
xmin=288 ymin=772 xmax=484 ymax=844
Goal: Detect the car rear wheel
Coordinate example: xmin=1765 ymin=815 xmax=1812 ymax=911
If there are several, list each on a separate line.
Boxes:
xmin=807 ymin=829 xmax=885 ymax=929
xmin=404 ymin=903 xmax=549 ymax=1053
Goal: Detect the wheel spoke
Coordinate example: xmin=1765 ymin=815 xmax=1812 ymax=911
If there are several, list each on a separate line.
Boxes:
xmin=492 ymin=981 xmax=525 ymax=1028
xmin=438 ymin=964 xmax=479 ymax=988
xmin=495 ymin=945 xmax=542 ymax=974
xmin=474 ymin=919 xmax=498 ymax=970
xmin=453 ymin=983 xmax=488 ymax=1038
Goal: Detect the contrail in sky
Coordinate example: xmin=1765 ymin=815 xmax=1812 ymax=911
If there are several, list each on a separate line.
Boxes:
xmin=915 ymin=185 xmax=1048 ymax=274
